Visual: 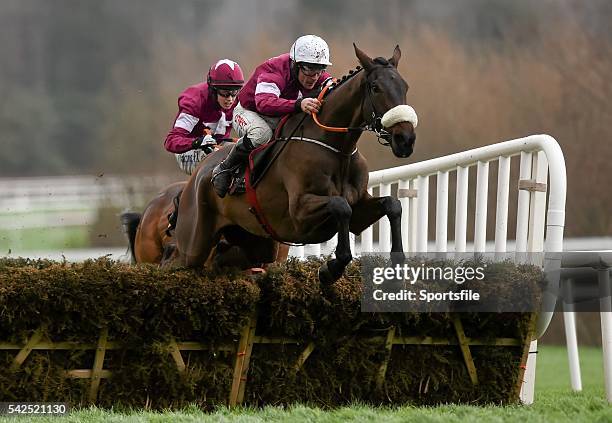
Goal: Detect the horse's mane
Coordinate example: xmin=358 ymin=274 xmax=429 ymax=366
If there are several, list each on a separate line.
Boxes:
xmin=327 ymin=65 xmax=363 ymax=93
xmin=325 ymin=57 xmax=394 ymax=98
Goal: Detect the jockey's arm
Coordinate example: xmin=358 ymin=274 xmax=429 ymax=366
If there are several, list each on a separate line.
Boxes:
xmin=254 ymin=73 xmax=297 ymax=116
xmin=165 ymin=125 xmax=199 ymax=154
xmin=164 ymin=88 xmax=212 ymax=153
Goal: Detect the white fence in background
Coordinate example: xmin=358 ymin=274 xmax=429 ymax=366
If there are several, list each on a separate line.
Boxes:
xmin=0 ymin=174 xmax=175 ymax=229
xmin=291 ymin=134 xmax=567 ymax=405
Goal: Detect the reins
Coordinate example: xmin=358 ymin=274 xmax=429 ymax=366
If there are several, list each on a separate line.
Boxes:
xmin=311 ymin=82 xmax=360 ymax=133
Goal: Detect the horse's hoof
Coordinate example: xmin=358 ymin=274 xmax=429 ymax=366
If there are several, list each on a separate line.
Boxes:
xmin=318 ymin=263 xmax=335 ymax=287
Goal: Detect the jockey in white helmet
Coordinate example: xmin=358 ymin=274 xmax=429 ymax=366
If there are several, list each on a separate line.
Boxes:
xmin=212 ymin=35 xmax=333 ymax=198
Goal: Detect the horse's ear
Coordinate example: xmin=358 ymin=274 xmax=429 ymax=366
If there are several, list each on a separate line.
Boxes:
xmin=389 ymin=45 xmax=401 ymax=68
xmin=353 ymin=43 xmax=374 ymax=72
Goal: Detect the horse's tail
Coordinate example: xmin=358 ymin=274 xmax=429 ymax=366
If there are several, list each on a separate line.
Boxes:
xmin=120 ymin=211 xmax=141 ymax=264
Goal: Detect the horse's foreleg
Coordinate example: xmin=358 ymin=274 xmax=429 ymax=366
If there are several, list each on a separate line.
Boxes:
xmin=350 ymin=193 xmax=405 ymax=265
xmin=176 ymin=226 xmax=218 ymax=268
xmin=290 ymin=194 xmax=353 ymax=285
xmin=318 ymin=196 xmax=353 ymax=286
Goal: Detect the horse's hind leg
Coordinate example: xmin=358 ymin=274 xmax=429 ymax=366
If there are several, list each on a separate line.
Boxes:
xmin=318 ymin=196 xmax=353 ymax=286
xmin=350 ymin=193 xmax=405 ymax=265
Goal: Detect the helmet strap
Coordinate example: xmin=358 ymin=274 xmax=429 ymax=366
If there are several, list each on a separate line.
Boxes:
xmin=290 ymin=60 xmax=299 ymax=80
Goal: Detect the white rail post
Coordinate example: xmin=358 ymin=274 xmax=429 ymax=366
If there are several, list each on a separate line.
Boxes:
xmin=516 ymin=150 xmax=553 ymax=404
xmin=292 ymin=245 xmax=305 ymax=259
xmin=515 ymin=152 xmax=532 ymax=257
xmin=329 ymin=234 xmax=338 ymax=256
xmin=455 ymin=166 xmax=469 ymax=253
xmin=409 ymin=179 xmax=418 ymax=253
xmin=494 ymin=156 xmax=511 ymax=255
xmin=474 ymin=161 xmax=489 ymax=253
xmin=379 ymin=182 xmax=392 ymax=252
xmin=349 ymin=233 xmax=356 ymax=256
xmin=562 ymin=278 xmax=582 ymax=392
xmin=416 ymin=176 xmax=429 ymax=253
xmin=600 ymin=269 xmax=612 ymax=403
xmin=310 ymin=243 xmax=321 ymax=257
xmin=399 ymin=179 xmax=410 ymax=252
xmin=528 ymin=152 xmax=548 ymax=254
xmin=361 ymin=187 xmax=374 ymax=252
xmin=436 ymin=171 xmax=449 ymax=253
xmin=522 ymin=151 xmax=551 ymax=405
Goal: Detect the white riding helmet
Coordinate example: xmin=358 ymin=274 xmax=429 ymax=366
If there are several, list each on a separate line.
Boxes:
xmin=289 ymin=35 xmax=332 ymax=66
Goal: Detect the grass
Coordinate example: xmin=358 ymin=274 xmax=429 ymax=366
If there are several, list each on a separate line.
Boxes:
xmin=0 ymin=344 xmax=608 ymax=422
xmin=0 ymin=226 xmax=89 ymax=252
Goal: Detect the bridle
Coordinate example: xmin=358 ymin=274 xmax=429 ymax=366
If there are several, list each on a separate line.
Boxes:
xmin=363 ymin=75 xmax=393 ymax=146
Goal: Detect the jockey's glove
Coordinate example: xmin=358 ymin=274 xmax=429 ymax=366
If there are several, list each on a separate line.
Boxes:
xmin=192 ymin=134 xmax=217 ymax=154
xmin=294 ymin=98 xmax=303 ymax=113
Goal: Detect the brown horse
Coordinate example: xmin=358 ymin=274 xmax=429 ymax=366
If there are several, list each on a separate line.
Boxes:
xmin=173 ymin=44 xmax=417 ymax=284
xmin=121 ymin=182 xmax=183 ymax=264
xmin=121 ymin=174 xmax=289 ymax=268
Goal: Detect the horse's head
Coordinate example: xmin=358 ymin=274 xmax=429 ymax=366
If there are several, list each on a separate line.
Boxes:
xmin=354 ymin=44 xmax=418 ymax=158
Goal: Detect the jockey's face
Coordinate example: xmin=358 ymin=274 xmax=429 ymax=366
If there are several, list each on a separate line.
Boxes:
xmin=216 ymin=89 xmax=239 ymax=109
xmin=297 ymin=64 xmax=324 ymax=90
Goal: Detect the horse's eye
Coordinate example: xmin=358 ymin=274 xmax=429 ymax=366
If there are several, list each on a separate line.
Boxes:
xmin=371 ymin=84 xmax=381 ymax=93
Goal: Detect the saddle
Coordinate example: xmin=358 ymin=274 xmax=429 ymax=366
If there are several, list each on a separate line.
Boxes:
xmin=227 ymin=141 xmax=284 ymax=195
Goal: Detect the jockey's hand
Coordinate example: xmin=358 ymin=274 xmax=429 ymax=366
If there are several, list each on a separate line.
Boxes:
xmin=192 ymin=134 xmax=217 ymax=153
xmin=300 ymin=98 xmax=321 ymax=114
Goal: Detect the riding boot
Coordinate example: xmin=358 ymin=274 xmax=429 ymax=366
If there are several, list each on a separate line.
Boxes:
xmin=211 ymin=135 xmax=255 ymax=198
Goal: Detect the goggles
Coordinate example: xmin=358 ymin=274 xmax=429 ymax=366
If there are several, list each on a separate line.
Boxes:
xmin=298 ymin=63 xmax=326 ymax=77
xmin=216 ymin=89 xmax=240 ymax=98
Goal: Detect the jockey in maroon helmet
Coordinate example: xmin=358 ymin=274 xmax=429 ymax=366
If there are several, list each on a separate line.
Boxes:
xmin=164 ymin=59 xmax=244 ymax=175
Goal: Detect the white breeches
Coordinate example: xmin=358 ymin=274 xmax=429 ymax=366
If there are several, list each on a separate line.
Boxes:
xmin=232 ymin=102 xmax=281 ymax=147
xmin=175 ymin=150 xmax=207 ymax=175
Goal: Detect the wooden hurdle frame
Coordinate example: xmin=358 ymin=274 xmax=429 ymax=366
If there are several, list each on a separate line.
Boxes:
xmin=2 ymin=311 xmax=537 ymax=405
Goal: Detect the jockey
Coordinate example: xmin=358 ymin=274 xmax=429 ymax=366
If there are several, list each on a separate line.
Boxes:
xmin=164 ymin=59 xmax=244 ymax=175
xmin=211 ymin=35 xmax=333 ymax=197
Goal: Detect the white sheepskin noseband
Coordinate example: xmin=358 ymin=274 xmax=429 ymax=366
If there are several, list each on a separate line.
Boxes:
xmin=381 ymin=105 xmax=418 ymax=129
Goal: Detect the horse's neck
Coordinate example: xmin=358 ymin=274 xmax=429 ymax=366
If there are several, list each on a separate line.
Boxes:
xmin=319 ymin=72 xmax=366 ymax=129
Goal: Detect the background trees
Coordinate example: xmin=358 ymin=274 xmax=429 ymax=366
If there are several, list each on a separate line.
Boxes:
xmin=1 ymin=0 xmax=611 ymax=236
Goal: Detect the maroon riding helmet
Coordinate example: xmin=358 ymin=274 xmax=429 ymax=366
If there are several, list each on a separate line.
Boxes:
xmin=207 ymin=59 xmax=244 ymax=91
